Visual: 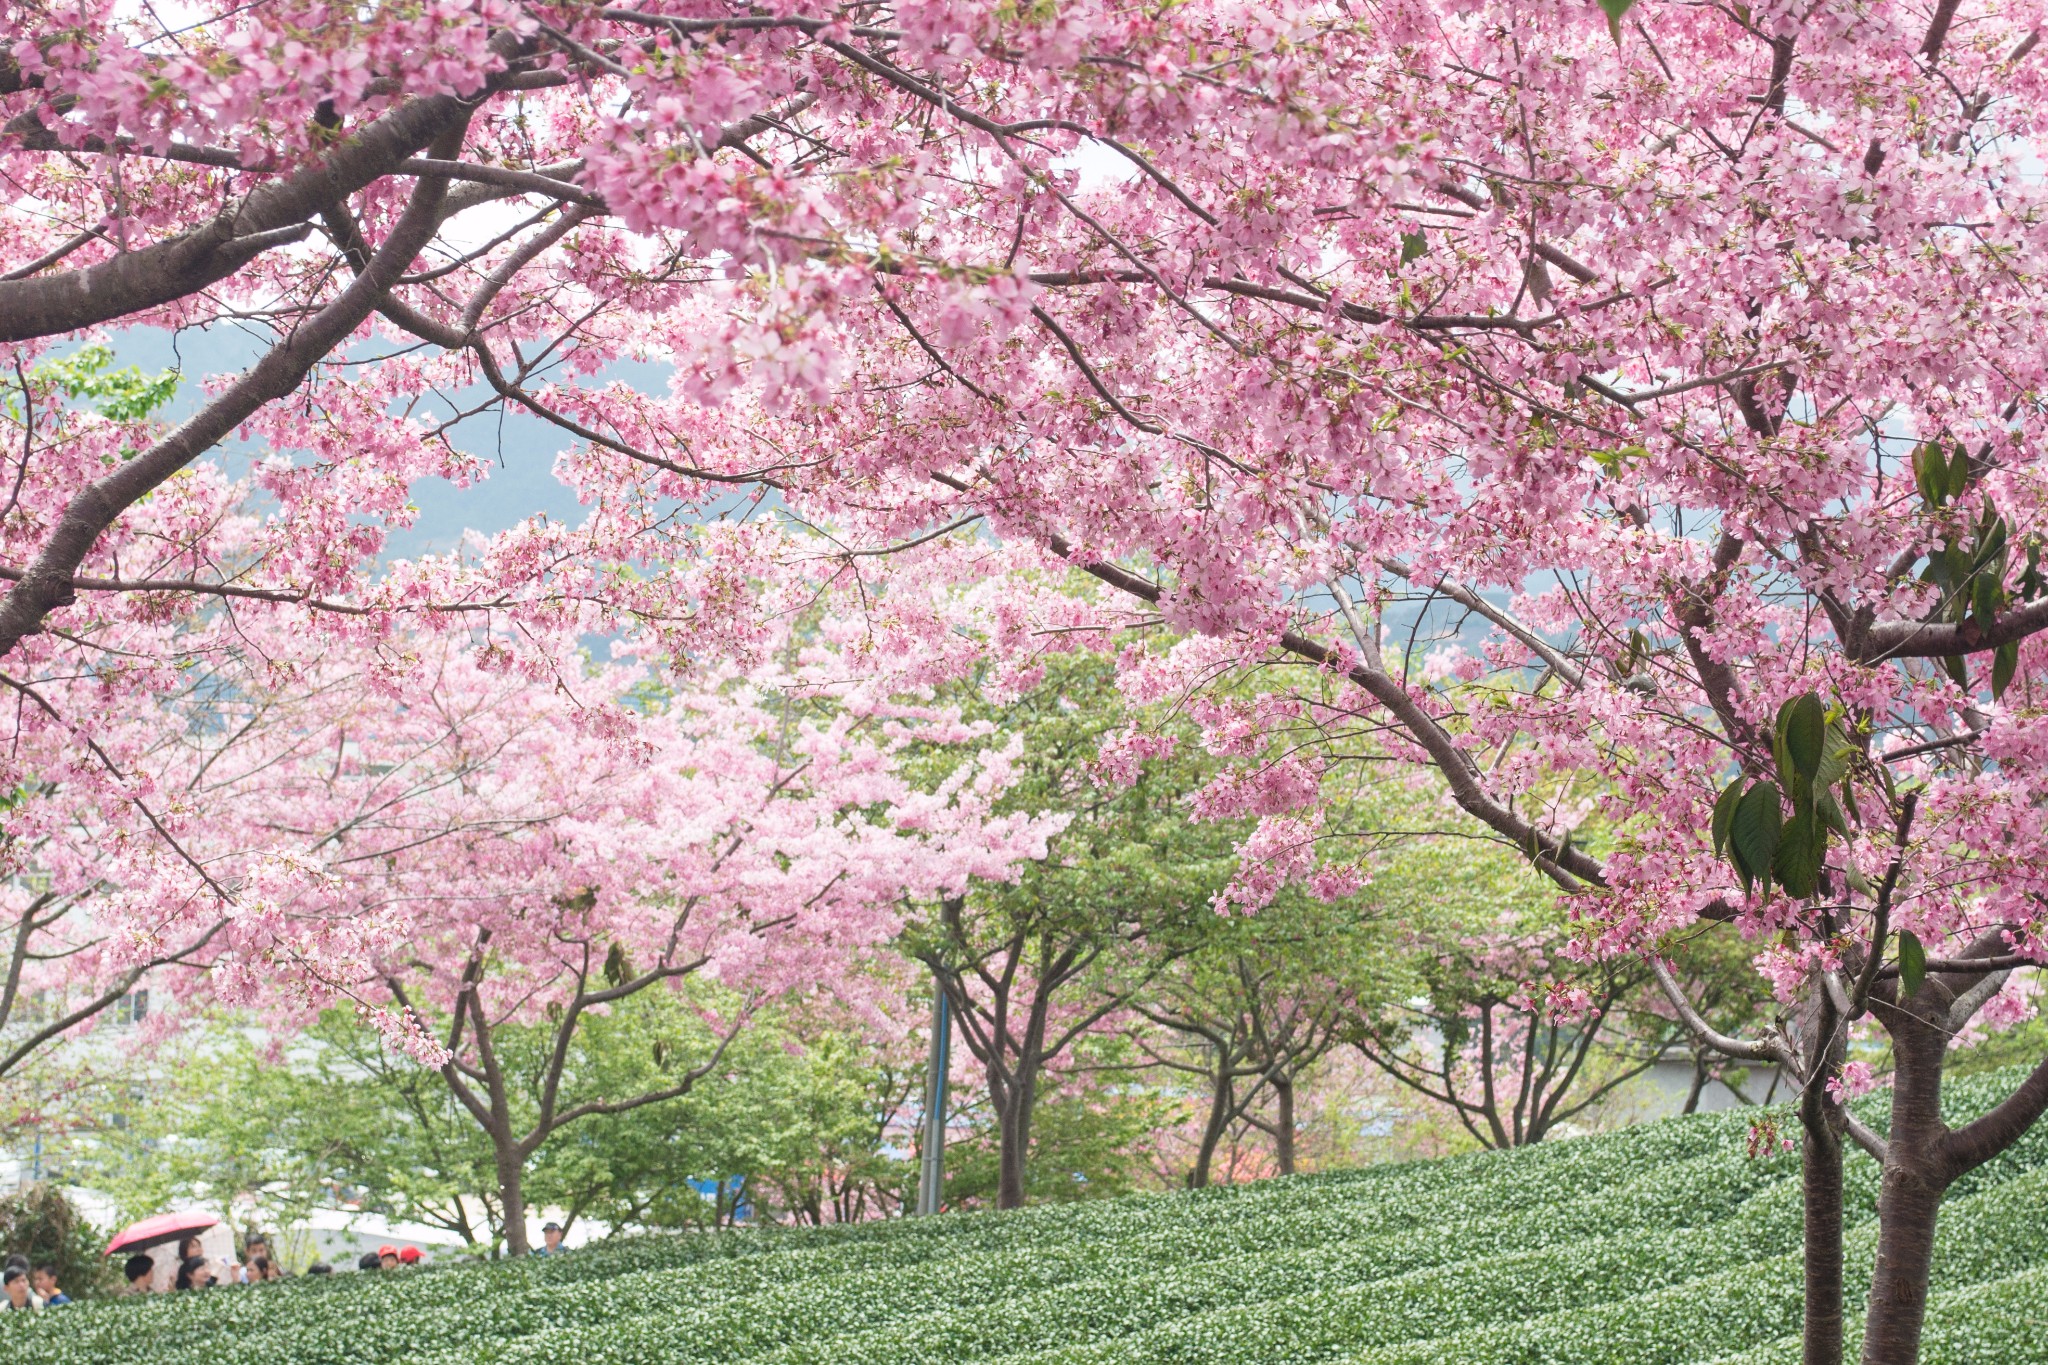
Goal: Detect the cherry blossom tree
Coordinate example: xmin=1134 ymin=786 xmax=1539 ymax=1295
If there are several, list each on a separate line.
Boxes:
xmin=282 ymin=644 xmax=1060 ymax=1252
xmin=10 ymin=2 xmax=2048 ymax=1358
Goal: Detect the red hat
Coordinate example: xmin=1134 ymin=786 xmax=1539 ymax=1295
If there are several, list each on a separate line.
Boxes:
xmin=377 ymin=1245 xmax=398 ymax=1257
xmin=398 ymin=1247 xmax=421 ymax=1263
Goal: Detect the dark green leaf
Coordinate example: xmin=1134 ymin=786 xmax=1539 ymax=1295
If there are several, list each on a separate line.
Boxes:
xmin=1898 ymin=929 xmax=1927 ymax=1000
xmin=1815 ymin=789 xmax=1849 ymax=839
xmin=1400 ymin=231 xmax=1428 ymax=264
xmin=1731 ymin=782 xmax=1783 ymax=897
xmin=1972 ymin=568 xmax=2001 ymax=626
xmin=1777 ymin=693 xmax=1826 ymax=785
xmin=1993 ymin=640 xmax=2018 ymax=699
xmin=1773 ymin=809 xmax=1824 ymax=900
xmin=1913 ymin=441 xmax=1945 ymax=507
xmin=1943 ymin=654 xmax=1969 ymax=689
xmin=1813 ymin=724 xmax=1853 ymax=792
xmin=1711 ymin=776 xmax=1745 ymax=859
xmin=1946 ymin=442 xmax=1972 ymax=501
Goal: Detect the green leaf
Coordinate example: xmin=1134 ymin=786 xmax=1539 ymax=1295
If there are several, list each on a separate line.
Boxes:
xmin=1776 ymin=693 xmax=1826 ymax=786
xmin=1993 ymin=640 xmax=2019 ymax=699
xmin=1730 ymin=781 xmax=1783 ymax=897
xmin=1946 ymin=442 xmax=1972 ymax=501
xmin=1815 ymin=789 xmax=1849 ymax=839
xmin=1813 ymin=724 xmax=1854 ymax=792
xmin=1400 ymin=231 xmax=1428 ymax=264
xmin=1844 ymin=863 xmax=1875 ymax=898
xmin=1913 ymin=441 xmax=1946 ymax=507
xmin=1898 ymin=929 xmax=1927 ymax=1000
xmin=1972 ymin=569 xmax=2001 ymax=626
xmin=1711 ymin=776 xmax=1745 ymax=859
xmin=1773 ymin=808 xmax=1825 ymax=900
xmin=1977 ymin=510 xmax=2008 ymax=569
xmin=1595 ymin=0 xmax=1637 ymax=41
xmin=1943 ymin=654 xmax=1969 ymax=689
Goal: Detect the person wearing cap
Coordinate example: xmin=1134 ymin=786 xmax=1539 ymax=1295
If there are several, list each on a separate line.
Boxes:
xmin=397 ymin=1246 xmax=422 ymax=1267
xmin=532 ymin=1221 xmax=564 ymax=1255
xmin=377 ymin=1245 xmax=400 ymax=1270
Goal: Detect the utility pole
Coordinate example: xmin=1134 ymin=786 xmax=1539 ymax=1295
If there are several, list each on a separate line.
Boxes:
xmin=915 ymin=984 xmax=950 ymax=1216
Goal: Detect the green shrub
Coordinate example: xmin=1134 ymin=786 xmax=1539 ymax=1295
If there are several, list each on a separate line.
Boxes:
xmin=0 ymin=1183 xmax=119 ymax=1300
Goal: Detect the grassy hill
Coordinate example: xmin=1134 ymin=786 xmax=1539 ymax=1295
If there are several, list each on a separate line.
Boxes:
xmin=6 ymin=1069 xmax=2046 ymax=1365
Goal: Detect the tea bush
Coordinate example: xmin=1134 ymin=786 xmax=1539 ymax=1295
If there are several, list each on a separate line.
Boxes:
xmin=4 ymin=1069 xmax=2043 ymax=1364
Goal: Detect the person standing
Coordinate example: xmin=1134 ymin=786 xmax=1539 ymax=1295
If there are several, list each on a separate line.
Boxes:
xmin=124 ymin=1254 xmax=156 ymax=1294
xmin=533 ymin=1221 xmax=565 ymax=1255
xmin=29 ymin=1266 xmax=69 ymax=1306
xmin=174 ymin=1256 xmax=213 ymax=1291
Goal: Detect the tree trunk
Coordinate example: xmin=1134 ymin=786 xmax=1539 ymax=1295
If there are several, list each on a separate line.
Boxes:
xmin=1189 ymin=1070 xmax=1234 ymax=1188
xmin=1801 ymin=1094 xmax=1845 ymax=1365
xmin=496 ymin=1143 xmax=530 ymax=1256
xmin=1861 ymin=995 xmax=1953 ymax=1365
xmin=1272 ymin=1074 xmax=1297 ymax=1176
xmin=1683 ymin=1050 xmax=1710 ymax=1115
xmin=1800 ymin=982 xmax=1848 ymax=1365
xmin=995 ymin=1058 xmax=1039 ymax=1210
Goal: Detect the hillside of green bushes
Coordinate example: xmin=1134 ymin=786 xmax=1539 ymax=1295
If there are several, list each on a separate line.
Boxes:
xmin=7 ymin=1069 xmax=2046 ymax=1365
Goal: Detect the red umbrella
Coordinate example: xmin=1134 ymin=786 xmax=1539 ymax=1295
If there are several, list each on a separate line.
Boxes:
xmin=105 ymin=1211 xmax=219 ymax=1255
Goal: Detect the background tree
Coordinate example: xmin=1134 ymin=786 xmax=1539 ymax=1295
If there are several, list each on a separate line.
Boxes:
xmin=344 ymin=657 xmax=1052 ymax=1252
xmin=80 ymin=1013 xmax=506 ymax=1250
xmin=1136 ymin=891 xmax=1379 ymax=1185
xmin=903 ymin=652 xmax=1236 ymax=1209
xmin=941 ymin=1030 xmax=1180 ymax=1210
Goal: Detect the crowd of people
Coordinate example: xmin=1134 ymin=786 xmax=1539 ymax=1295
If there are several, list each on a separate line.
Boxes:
xmin=2 ymin=1220 xmax=570 ymax=1310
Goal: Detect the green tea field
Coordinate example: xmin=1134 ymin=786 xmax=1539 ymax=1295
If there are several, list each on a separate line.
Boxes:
xmin=7 ymin=1070 xmax=2045 ymax=1365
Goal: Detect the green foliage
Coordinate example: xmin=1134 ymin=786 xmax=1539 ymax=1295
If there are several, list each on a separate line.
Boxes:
xmin=915 ymin=651 xmax=1242 ymax=954
xmin=1712 ymin=694 xmax=1865 ymax=900
xmin=78 ymin=1018 xmax=503 ymax=1249
xmin=943 ymin=1036 xmax=1183 ymax=1208
xmin=0 ymin=1183 xmax=118 ymax=1300
xmin=553 ymin=1003 xmax=918 ymax=1230
xmin=7 ymin=1069 xmax=2043 ymax=1364
xmin=78 ymin=991 xmax=914 ymax=1249
xmin=1908 ymin=440 xmax=2042 ymax=699
xmin=27 ymin=343 xmax=180 ymax=423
